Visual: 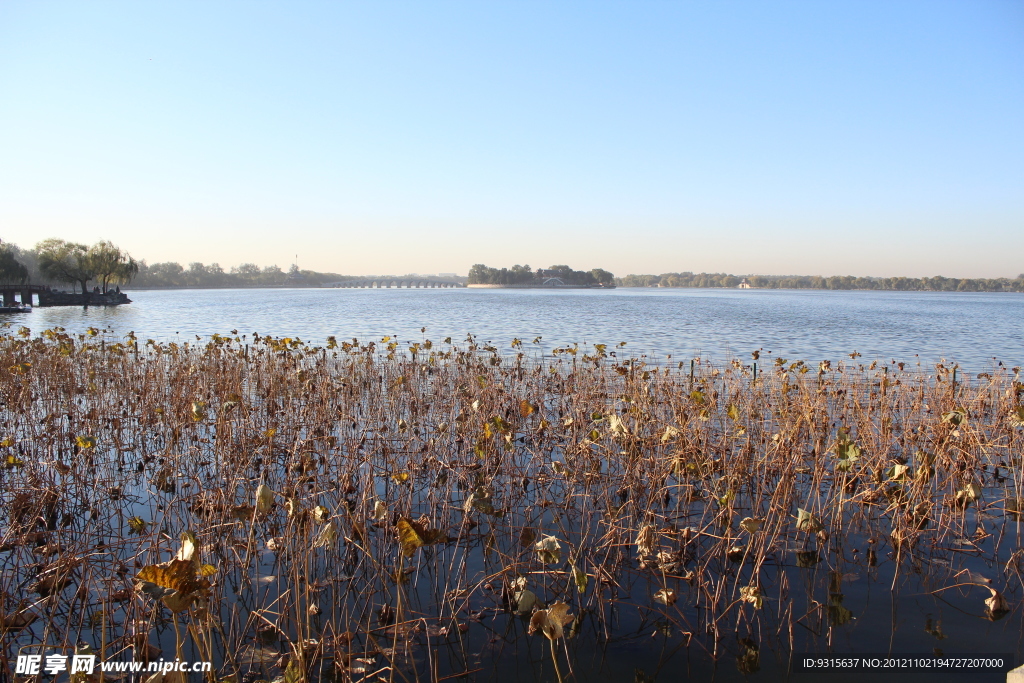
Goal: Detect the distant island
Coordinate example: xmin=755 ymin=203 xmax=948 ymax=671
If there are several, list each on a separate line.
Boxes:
xmin=468 ymin=264 xmax=615 ymax=288
xmin=617 ymin=271 xmax=1024 ymax=292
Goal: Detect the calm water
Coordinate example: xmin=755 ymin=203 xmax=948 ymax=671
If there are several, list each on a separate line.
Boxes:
xmin=7 ymin=287 xmax=1024 ymax=681
xmin=9 ymin=287 xmax=1023 ymax=371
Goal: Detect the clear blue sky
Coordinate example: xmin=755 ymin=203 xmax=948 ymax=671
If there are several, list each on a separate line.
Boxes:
xmin=1 ymin=1 xmax=1021 ymax=278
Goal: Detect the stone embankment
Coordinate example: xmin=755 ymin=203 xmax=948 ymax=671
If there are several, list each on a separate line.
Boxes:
xmin=38 ymin=289 xmax=132 ymax=307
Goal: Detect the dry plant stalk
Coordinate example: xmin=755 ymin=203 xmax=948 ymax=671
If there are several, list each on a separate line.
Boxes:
xmin=0 ymin=325 xmax=1021 ymax=681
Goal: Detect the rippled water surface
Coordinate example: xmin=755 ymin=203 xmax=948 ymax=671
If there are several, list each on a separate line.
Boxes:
xmin=12 ymin=287 xmax=1023 ymax=370
xmin=6 ymin=287 xmax=1024 ymax=682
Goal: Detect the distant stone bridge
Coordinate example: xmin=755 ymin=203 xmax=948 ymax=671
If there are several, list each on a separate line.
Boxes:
xmin=324 ymin=279 xmax=465 ymax=289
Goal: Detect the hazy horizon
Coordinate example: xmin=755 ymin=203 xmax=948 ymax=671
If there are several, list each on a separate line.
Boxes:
xmin=2 ymin=2 xmax=1022 ymax=279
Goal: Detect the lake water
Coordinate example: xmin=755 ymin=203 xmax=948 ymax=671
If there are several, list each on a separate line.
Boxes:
xmin=6 ymin=287 xmax=1024 ymax=682
xmin=9 ymin=287 xmax=1023 ymax=371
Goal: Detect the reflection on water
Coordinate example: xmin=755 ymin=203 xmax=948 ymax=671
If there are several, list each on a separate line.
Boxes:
xmin=10 ymin=287 xmax=1024 ymax=371
xmin=3 ymin=296 xmax=1022 ymax=683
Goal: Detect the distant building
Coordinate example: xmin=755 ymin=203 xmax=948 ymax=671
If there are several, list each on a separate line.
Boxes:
xmin=738 ymin=278 xmax=752 ymax=289
xmin=438 ymin=273 xmax=457 ymax=278
xmin=539 ymin=269 xmax=577 ymax=279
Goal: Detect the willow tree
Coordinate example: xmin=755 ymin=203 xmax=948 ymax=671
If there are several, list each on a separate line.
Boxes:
xmin=88 ymin=241 xmax=138 ymax=293
xmin=36 ymin=239 xmax=92 ymax=293
xmin=0 ymin=245 xmax=29 ymax=284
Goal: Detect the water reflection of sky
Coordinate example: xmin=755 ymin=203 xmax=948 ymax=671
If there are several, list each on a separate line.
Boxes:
xmin=7 ymin=287 xmax=1023 ymax=682
xmin=8 ymin=287 xmax=1023 ymax=371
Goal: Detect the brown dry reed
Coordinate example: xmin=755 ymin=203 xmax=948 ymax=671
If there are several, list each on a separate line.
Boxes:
xmin=1 ymin=325 xmax=1022 ymax=682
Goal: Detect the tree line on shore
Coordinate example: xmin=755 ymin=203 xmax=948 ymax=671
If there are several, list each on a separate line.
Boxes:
xmin=0 ymin=238 xmax=358 ymax=290
xmin=0 ymin=239 xmax=138 ymax=294
xmin=616 ymin=271 xmax=1024 ymax=292
xmin=468 ymin=264 xmax=615 ymax=286
xmin=130 ymin=261 xmax=354 ymax=288
xmin=4 ymin=237 xmax=1021 ymax=293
